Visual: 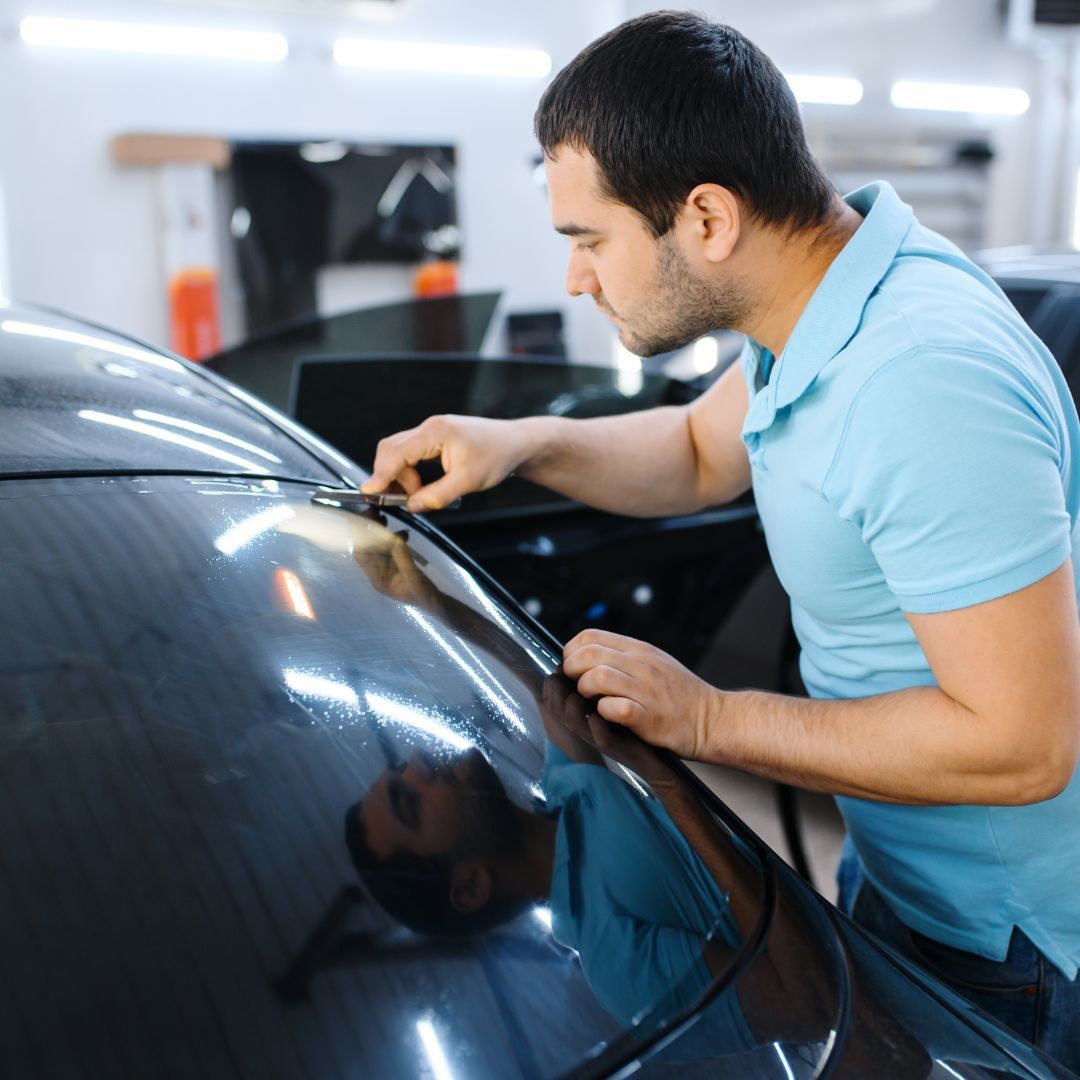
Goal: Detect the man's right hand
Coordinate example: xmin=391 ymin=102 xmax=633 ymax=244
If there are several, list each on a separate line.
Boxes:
xmin=361 ymin=413 xmax=535 ymax=512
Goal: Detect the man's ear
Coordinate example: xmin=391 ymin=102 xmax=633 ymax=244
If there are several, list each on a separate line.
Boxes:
xmin=449 ymin=861 xmax=493 ymax=913
xmin=682 ymin=183 xmax=740 ymax=263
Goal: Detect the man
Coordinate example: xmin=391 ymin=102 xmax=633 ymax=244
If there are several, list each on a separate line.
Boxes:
xmin=343 ymin=682 xmax=757 ymax=1044
xmin=346 ymin=675 xmax=936 ymax=1068
xmin=361 ymin=11 xmax=1080 ymax=1065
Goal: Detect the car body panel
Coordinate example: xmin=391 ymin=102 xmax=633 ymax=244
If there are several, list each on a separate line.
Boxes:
xmin=0 ymin=473 xmax=1069 ymax=1079
xmin=0 ymin=302 xmax=343 ymax=484
xmin=0 ymin=308 xmax=1072 ymax=1078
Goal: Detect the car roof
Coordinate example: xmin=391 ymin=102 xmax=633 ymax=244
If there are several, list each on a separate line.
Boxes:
xmin=977 ymin=246 xmax=1080 ymax=284
xmin=0 ymin=301 xmax=347 ymax=483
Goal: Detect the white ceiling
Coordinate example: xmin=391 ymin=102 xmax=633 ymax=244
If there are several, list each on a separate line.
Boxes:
xmin=158 ymin=0 xmax=400 ymax=17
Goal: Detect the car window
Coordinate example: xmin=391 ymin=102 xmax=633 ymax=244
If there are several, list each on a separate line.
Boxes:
xmin=0 ymin=475 xmax=795 ymax=1078
xmin=206 ymin=293 xmax=501 ymax=412
xmin=292 ymin=355 xmax=697 ymax=516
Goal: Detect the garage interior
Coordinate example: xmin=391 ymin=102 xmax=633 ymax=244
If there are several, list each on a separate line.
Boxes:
xmin=4 ymin=0 xmax=1080 ymax=1061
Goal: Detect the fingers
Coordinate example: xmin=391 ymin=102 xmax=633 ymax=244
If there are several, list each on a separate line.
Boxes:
xmin=362 ymin=418 xmax=448 ymax=496
xmin=362 ymin=414 xmax=515 ymax=512
xmin=562 ymin=635 xmax=642 ymax=681
xmin=569 ymin=659 xmax=640 ymax=703
xmin=405 ymin=471 xmax=473 ymax=514
xmin=388 ymin=535 xmax=416 ymax=574
xmin=564 ymin=628 xmax=641 ymax=656
xmin=594 ymin=695 xmax=647 ymax=727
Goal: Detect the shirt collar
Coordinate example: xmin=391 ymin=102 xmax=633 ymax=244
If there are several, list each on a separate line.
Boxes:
xmin=742 ymin=181 xmax=914 ymax=437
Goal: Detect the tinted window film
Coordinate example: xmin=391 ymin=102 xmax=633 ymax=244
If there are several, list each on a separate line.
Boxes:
xmin=0 ymin=476 xmax=783 ymax=1078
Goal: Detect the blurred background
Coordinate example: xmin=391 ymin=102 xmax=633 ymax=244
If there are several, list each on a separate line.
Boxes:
xmin=5 ymin=0 xmax=1080 ymax=891
xmin=1 ymin=0 xmax=1078 ymax=369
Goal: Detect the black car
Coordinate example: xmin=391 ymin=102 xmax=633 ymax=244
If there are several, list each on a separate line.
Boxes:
xmin=205 ymin=296 xmax=766 ymax=673
xmin=0 ymin=301 xmax=1072 ymax=1078
xmin=977 ymin=250 xmax=1080 ymax=403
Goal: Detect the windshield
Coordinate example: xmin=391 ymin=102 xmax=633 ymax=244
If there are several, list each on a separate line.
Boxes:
xmin=0 ymin=475 xmax=852 ymax=1077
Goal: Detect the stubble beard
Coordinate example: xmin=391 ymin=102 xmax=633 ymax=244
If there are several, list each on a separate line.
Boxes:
xmin=620 ymin=233 xmax=750 ymax=358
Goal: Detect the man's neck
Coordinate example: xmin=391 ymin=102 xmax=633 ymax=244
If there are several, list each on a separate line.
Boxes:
xmin=739 ymin=195 xmax=864 ymax=358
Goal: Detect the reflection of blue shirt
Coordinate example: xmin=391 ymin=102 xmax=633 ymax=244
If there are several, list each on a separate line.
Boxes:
xmin=542 ymin=744 xmax=752 ymax=1050
xmin=741 ymin=181 xmax=1080 ymax=977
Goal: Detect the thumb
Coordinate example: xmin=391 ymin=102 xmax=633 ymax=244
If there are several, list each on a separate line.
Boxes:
xmin=406 ymin=471 xmax=470 ymax=513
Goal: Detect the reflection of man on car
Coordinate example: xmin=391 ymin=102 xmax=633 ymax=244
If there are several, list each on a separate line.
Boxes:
xmin=344 ymin=674 xmax=751 ymax=1042
xmin=346 ymin=745 xmax=552 ymax=937
xmin=280 ymin=501 xmax=750 ymax=1025
xmin=323 ymin=504 xmax=929 ymax=1071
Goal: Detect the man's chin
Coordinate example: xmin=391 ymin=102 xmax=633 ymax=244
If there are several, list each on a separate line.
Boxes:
xmin=623 ymin=333 xmax=693 ymax=360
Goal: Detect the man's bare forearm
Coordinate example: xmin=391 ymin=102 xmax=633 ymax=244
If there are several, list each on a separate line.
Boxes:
xmin=515 ymin=406 xmax=745 ymax=517
xmin=704 ymin=685 xmax=1074 ymax=806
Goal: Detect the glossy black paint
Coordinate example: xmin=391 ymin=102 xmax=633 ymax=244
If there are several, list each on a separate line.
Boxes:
xmin=289 ymin=352 xmax=769 ymax=665
xmin=2 ymin=472 xmax=1064 ymax=1079
xmin=0 ymin=305 xmax=1071 ymax=1078
xmin=0 ymin=302 xmax=340 ymax=484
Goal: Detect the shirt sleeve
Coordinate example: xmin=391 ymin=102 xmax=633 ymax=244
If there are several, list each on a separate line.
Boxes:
xmin=822 ymin=347 xmax=1074 ymax=614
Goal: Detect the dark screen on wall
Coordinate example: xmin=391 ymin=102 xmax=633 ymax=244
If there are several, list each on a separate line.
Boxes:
xmin=230 ymin=141 xmax=458 ymax=334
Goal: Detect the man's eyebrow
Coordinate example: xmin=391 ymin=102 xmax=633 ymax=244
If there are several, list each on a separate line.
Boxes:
xmin=555 ymin=223 xmax=601 ymax=237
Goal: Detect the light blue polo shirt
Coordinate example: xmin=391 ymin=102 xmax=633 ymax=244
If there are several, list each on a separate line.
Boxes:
xmin=741 ymin=181 xmax=1080 ymax=979
xmin=542 ymin=744 xmax=752 ymax=1046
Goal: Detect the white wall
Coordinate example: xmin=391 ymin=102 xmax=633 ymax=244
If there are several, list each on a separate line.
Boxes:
xmin=2 ymin=0 xmax=1064 ymax=365
xmin=0 ymin=0 xmax=628 ymax=362
xmin=626 ymin=0 xmax=1049 ymax=249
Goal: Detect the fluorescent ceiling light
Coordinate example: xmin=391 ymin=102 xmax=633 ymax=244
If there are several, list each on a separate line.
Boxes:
xmin=785 ymin=74 xmax=863 ymax=106
xmin=364 ymin=691 xmax=473 ymax=751
xmin=1 ymin=319 xmax=184 ymax=371
xmin=79 ymin=410 xmax=269 ymax=473
xmin=19 ymin=16 xmax=288 ymax=62
xmin=891 ymin=81 xmax=1030 ymax=116
xmin=213 ymin=504 xmax=295 ymax=555
xmin=299 ymin=141 xmax=349 ymax=164
xmin=283 ymin=669 xmax=360 ymax=709
xmin=402 ymin=607 xmax=527 ymax=734
xmin=132 ymin=409 xmax=283 ymax=463
xmin=416 ymin=1018 xmax=456 ymax=1080
xmin=334 ymin=38 xmax=551 ymax=78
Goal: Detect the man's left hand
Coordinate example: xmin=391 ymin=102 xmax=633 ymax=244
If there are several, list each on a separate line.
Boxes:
xmin=562 ymin=629 xmax=719 ymax=760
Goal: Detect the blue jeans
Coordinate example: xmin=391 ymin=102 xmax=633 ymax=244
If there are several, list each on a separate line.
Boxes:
xmin=837 ymin=843 xmax=1080 ymax=1075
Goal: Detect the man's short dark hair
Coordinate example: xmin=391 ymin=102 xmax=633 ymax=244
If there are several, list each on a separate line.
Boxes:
xmin=534 ymin=10 xmax=834 ymax=237
xmin=343 ymin=800 xmax=522 ymax=937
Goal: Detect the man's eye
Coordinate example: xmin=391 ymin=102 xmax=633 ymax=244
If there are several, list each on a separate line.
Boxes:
xmin=576 ymin=242 xmax=596 ymax=253
xmin=390 ymin=779 xmax=421 ymax=829
xmin=401 ymin=789 xmax=420 ymax=828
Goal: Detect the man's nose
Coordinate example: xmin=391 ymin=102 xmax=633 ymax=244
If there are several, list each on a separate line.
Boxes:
xmin=565 ymin=251 xmax=599 ymax=298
